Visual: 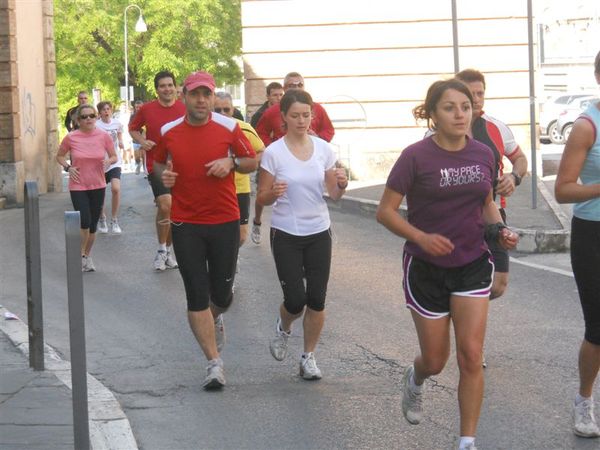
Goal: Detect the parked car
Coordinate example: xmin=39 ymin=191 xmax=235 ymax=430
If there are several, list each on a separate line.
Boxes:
xmin=539 ymin=93 xmax=596 ymax=144
xmin=556 ymin=96 xmax=600 ymax=142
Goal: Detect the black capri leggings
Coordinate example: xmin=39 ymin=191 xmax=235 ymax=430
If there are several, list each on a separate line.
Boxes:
xmin=571 ymin=216 xmax=600 ymax=345
xmin=171 ymin=220 xmax=239 ymax=312
xmin=270 ymin=228 xmax=332 ymax=315
xmin=70 ymin=188 xmax=105 ymax=233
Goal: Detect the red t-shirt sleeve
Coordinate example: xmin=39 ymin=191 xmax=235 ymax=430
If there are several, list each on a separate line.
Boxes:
xmin=315 ymin=104 xmax=335 ymax=142
xmin=231 ymin=124 xmax=256 ymax=158
xmin=256 ymin=107 xmax=274 ymax=146
xmin=128 ymin=106 xmax=145 ymax=132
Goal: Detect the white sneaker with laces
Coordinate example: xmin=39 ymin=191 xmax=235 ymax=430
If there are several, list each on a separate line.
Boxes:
xmin=203 ymin=358 xmax=225 ymax=390
xmin=269 ymin=319 xmax=290 ymax=361
xmin=251 ymin=222 xmax=261 ymax=244
xmin=461 ymin=443 xmax=477 ymax=450
xmin=110 ymin=219 xmax=122 ymax=234
xmin=82 ymin=255 xmax=96 ymax=272
xmin=214 ymin=314 xmax=225 ymax=353
xmin=401 ymin=365 xmax=423 ymax=424
xmin=154 ymin=250 xmax=167 ymax=271
xmin=574 ymin=398 xmax=600 ymax=437
xmin=299 ymin=353 xmax=322 ymax=380
xmin=97 ymin=217 xmax=108 ymax=234
xmin=165 ymin=251 xmax=178 ymax=269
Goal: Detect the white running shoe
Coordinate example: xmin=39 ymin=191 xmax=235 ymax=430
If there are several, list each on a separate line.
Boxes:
xmin=401 ymin=365 xmax=423 ymax=424
xmin=110 ymin=219 xmax=122 ymax=235
xmin=97 ymin=217 xmax=108 ymax=234
xmin=214 ymin=314 xmax=225 ymax=353
xmin=154 ymin=250 xmax=167 ymax=271
xmin=299 ymin=353 xmax=322 ymax=380
xmin=203 ymin=358 xmax=225 ymax=390
xmin=461 ymin=443 xmax=477 ymax=450
xmin=251 ymin=222 xmax=261 ymax=244
xmin=82 ymin=255 xmax=96 ymax=272
xmin=165 ymin=251 xmax=178 ymax=269
xmin=269 ymin=319 xmax=290 ymax=361
xmin=574 ymin=398 xmax=600 ymax=437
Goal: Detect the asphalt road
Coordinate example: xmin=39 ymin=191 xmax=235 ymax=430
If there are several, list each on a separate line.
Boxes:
xmin=0 ymin=173 xmax=596 ymax=449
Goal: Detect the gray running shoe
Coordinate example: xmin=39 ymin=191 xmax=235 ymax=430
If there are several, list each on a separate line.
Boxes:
xmin=574 ymin=398 xmax=600 ymax=437
xmin=269 ymin=319 xmax=290 ymax=361
xmin=401 ymin=365 xmax=423 ymax=424
xmin=214 ymin=314 xmax=225 ymax=353
xmin=154 ymin=250 xmax=167 ymax=271
xmin=251 ymin=223 xmax=261 ymax=244
xmin=165 ymin=251 xmax=178 ymax=269
xmin=97 ymin=217 xmax=108 ymax=234
xmin=203 ymin=358 xmax=225 ymax=390
xmin=299 ymin=353 xmax=322 ymax=380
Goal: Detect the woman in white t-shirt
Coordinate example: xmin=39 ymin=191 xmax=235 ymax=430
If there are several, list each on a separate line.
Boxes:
xmin=257 ymin=90 xmax=347 ymax=380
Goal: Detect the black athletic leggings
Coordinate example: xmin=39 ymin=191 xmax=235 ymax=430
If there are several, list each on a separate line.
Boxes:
xmin=270 ymin=228 xmax=332 ymax=315
xmin=571 ymin=216 xmax=600 ymax=345
xmin=70 ymin=188 xmax=105 ymax=233
xmin=171 ymin=220 xmax=239 ymax=312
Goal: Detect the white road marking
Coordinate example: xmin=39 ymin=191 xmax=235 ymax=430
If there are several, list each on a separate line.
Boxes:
xmin=509 ymin=257 xmax=573 ymax=278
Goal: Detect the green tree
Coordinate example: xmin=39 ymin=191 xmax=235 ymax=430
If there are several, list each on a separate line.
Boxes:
xmin=54 ymin=0 xmax=242 ymax=134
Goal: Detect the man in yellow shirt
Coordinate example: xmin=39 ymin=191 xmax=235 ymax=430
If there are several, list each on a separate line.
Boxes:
xmin=214 ymin=92 xmax=265 ymax=247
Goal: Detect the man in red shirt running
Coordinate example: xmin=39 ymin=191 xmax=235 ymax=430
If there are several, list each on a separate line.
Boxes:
xmin=154 ymin=71 xmax=257 ymax=390
xmin=129 ymin=71 xmax=186 ymax=271
xmin=255 ymin=71 xmax=334 ymax=146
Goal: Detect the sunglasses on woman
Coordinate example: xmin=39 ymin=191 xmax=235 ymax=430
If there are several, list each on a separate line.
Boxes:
xmin=79 ymin=114 xmax=96 ymax=120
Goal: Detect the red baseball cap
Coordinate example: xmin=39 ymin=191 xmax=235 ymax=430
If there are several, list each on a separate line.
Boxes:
xmin=183 ymin=71 xmax=216 ymax=92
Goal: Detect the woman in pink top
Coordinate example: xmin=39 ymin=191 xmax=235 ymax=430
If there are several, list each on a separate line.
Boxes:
xmin=57 ymin=104 xmax=117 ymax=272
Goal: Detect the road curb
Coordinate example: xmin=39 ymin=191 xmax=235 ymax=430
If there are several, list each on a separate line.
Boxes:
xmin=0 ymin=305 xmax=138 ymax=450
xmin=327 ymin=177 xmax=570 ymax=253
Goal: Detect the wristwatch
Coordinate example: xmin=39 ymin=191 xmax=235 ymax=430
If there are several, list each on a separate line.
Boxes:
xmin=231 ymin=155 xmax=240 ymax=170
xmin=511 ymin=171 xmax=522 ymax=186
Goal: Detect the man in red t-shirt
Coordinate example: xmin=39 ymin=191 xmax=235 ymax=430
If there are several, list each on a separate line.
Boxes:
xmin=154 ymin=71 xmax=257 ymax=390
xmin=255 ymin=71 xmax=335 ymax=146
xmin=129 ymin=71 xmax=186 ymax=271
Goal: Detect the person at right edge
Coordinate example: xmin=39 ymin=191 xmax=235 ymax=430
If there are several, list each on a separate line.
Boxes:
xmin=555 ymin=50 xmax=600 ymax=439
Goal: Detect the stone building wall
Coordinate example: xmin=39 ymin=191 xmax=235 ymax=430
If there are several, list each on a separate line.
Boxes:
xmin=0 ymin=0 xmax=59 ymax=207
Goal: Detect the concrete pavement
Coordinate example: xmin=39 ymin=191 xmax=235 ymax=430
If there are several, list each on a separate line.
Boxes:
xmin=0 ymin=170 xmax=573 ymax=449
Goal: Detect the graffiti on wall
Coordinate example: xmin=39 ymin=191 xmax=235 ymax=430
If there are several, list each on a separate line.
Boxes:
xmin=22 ymin=89 xmax=36 ymax=138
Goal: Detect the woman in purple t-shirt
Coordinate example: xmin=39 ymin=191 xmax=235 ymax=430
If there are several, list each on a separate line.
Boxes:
xmin=57 ymin=104 xmax=117 ymax=272
xmin=376 ymin=79 xmax=518 ymax=450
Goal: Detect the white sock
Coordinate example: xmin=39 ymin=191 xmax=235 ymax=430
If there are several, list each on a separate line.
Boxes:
xmin=409 ymin=374 xmax=423 ymax=393
xmin=576 ymin=393 xmax=592 ymax=405
xmin=167 ymin=245 xmax=173 ymax=253
xmin=458 ymin=436 xmax=475 ymax=449
xmin=158 ymin=243 xmax=167 ymax=252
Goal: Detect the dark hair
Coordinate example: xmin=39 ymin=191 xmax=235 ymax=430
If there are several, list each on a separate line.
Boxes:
xmin=153 ymin=71 xmax=176 ymax=90
xmin=266 ymin=82 xmax=283 ymax=95
xmin=413 ymin=79 xmax=473 ymax=129
xmin=456 ymin=68 xmax=486 ymax=90
xmin=279 ymin=89 xmax=313 ymax=115
xmin=96 ymin=101 xmax=112 ymax=112
xmin=595 ymin=50 xmax=600 ymax=75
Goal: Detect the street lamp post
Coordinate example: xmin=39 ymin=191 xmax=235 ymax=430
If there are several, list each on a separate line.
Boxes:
xmin=124 ymin=4 xmax=147 ymax=110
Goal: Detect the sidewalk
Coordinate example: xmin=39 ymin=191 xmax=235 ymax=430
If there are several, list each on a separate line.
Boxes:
xmin=0 ymin=305 xmax=138 ymax=450
xmin=0 ymin=326 xmax=73 ymax=450
xmin=328 ymin=174 xmax=571 ymax=253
